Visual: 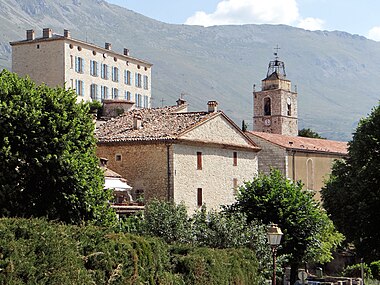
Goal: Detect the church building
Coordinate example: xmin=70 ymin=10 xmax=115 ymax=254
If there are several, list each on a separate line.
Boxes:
xmin=246 ymin=52 xmax=347 ymax=200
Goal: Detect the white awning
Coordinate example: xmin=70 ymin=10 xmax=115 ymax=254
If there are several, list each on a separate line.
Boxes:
xmin=104 ymin=178 xmax=132 ymax=191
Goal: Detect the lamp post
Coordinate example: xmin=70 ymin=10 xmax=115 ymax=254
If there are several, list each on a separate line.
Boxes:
xmin=267 ymin=223 xmax=283 ymax=285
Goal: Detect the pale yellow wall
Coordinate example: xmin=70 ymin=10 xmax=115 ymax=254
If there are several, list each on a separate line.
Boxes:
xmin=12 ymin=40 xmax=65 ymax=87
xmin=181 ymin=114 xmax=252 ymax=147
xmin=173 ymin=143 xmax=258 ymax=214
xmin=11 ymin=37 xmax=151 ymax=105
xmin=287 ymin=151 xmax=344 ymax=201
xmin=63 ymin=40 xmax=151 ymax=103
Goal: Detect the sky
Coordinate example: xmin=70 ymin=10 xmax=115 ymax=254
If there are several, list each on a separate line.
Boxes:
xmin=107 ymin=0 xmax=380 ymax=41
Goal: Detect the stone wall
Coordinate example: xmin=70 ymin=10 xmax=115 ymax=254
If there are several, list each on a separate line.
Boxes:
xmin=253 ymin=89 xmax=298 ymax=136
xmin=97 ymin=142 xmax=169 ymax=202
xmin=181 ymin=114 xmax=252 ymax=146
xmin=248 ymin=135 xmax=288 ymax=175
xmin=173 ymin=143 xmax=258 ymax=213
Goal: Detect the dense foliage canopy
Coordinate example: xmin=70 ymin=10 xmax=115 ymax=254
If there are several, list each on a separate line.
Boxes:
xmin=0 ymin=217 xmax=261 ymax=285
xmin=0 ymin=70 xmax=115 ymax=224
xmin=230 ymin=169 xmax=343 ymax=283
xmin=322 ymin=102 xmax=380 ymax=261
xmin=298 ymin=128 xmax=325 ymax=139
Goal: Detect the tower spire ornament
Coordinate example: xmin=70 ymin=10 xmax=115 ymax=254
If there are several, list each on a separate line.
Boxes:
xmin=267 ymin=45 xmax=286 ymax=78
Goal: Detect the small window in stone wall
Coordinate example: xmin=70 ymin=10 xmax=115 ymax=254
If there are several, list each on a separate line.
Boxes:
xmin=115 ymin=154 xmax=122 ymax=161
xmin=36 ymin=44 xmax=40 ymax=49
xmin=197 ymin=188 xmax=203 ymax=206
xmin=233 ymin=152 xmax=238 ymax=166
xmin=197 ymin=152 xmax=202 ymax=170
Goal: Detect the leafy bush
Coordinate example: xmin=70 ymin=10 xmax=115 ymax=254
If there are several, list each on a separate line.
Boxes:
xmin=0 ymin=218 xmax=260 ymax=284
xmin=343 ymin=263 xmax=373 ymax=279
xmin=370 ymin=261 xmax=380 ymax=280
xmin=172 ymin=245 xmax=261 ymax=285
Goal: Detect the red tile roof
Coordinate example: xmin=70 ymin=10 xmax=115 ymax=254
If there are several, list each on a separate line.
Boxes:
xmin=247 ymin=131 xmax=348 ymax=155
xmin=96 ymin=106 xmax=219 ymax=143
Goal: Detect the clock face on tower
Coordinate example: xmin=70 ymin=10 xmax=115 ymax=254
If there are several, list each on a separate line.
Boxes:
xmin=264 ymin=118 xmax=271 ymax=126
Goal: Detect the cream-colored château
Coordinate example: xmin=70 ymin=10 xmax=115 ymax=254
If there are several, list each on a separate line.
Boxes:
xmin=247 ymin=53 xmax=347 ymax=200
xmin=10 ymin=28 xmax=152 ymax=107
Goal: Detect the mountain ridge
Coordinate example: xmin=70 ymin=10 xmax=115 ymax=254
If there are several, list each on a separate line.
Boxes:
xmin=1 ymin=0 xmax=379 ymax=141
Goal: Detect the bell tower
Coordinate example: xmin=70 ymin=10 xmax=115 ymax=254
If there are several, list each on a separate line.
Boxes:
xmin=253 ymin=49 xmax=298 ymax=136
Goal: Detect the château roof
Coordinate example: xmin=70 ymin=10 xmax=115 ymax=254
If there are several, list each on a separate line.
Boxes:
xmin=247 ymin=131 xmax=348 ymax=155
xmin=96 ymin=106 xmax=220 ymax=143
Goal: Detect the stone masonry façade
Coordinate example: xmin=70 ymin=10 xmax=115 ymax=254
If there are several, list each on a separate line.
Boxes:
xmin=173 ymin=143 xmax=258 ymax=213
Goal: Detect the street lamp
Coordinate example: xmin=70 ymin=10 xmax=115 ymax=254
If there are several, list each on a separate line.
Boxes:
xmin=267 ymin=223 xmax=283 ymax=285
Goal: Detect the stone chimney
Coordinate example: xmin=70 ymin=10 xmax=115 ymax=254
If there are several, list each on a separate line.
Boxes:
xmin=207 ymin=100 xmax=218 ymax=113
xmin=133 ymin=114 xmax=142 ymax=130
xmin=42 ymin=28 xmax=52 ymax=38
xmin=176 ymin=98 xmax=187 ymax=107
xmin=26 ymin=29 xmax=35 ymax=41
xmin=105 ymin=42 xmax=112 ymax=50
xmin=123 ymin=48 xmax=130 ymax=56
xmin=64 ymin=29 xmax=71 ymax=38
xmin=99 ymin=157 xmax=108 ymax=167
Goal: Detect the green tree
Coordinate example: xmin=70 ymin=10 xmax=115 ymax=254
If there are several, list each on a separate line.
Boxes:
xmin=322 ymin=102 xmax=380 ymax=261
xmin=0 ymin=70 xmax=116 ymax=225
xmin=241 ymin=120 xmax=248 ymax=132
xmin=142 ymin=200 xmax=192 ymax=243
xmin=231 ymin=169 xmax=343 ymax=284
xmin=298 ymin=128 xmax=325 ymax=139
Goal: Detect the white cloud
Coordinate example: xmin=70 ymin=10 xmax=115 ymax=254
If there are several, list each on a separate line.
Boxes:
xmin=185 ymin=0 xmax=324 ymax=32
xmin=297 ymin=17 xmax=325 ymax=31
xmin=368 ymin=26 xmax=380 ymax=41
xmin=185 ymin=0 xmax=300 ymax=26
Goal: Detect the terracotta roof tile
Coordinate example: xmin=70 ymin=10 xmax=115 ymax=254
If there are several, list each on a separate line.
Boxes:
xmin=96 ymin=106 xmax=217 ymax=143
xmin=247 ymin=131 xmax=348 ymax=155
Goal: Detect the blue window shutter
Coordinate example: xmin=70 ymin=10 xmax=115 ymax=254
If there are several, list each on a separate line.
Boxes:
xmin=135 ymin=73 xmax=138 ymax=86
xmin=90 ymin=60 xmax=93 ymax=75
xmin=75 ymin=57 xmax=78 ymax=72
xmin=96 ymin=62 xmax=99 ymax=76
xmin=81 ymin=59 xmax=84 ymax=73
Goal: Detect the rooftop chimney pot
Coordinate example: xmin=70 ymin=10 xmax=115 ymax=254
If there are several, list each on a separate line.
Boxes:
xmin=26 ymin=29 xmax=35 ymax=41
xmin=207 ymin=100 xmax=218 ymax=113
xmin=133 ymin=114 xmax=142 ymax=130
xmin=42 ymin=28 xmax=52 ymax=38
xmin=64 ymin=29 xmax=71 ymax=38
xmin=105 ymin=42 xmax=112 ymax=50
xmin=176 ymin=98 xmax=187 ymax=107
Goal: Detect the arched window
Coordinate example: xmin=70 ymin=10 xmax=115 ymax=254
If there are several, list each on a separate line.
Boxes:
xmin=264 ymin=97 xmax=271 ymax=115
xmin=306 ymin=158 xmax=314 ymax=190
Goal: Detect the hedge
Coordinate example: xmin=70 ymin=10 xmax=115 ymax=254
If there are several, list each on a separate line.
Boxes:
xmin=0 ymin=218 xmax=260 ymax=284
